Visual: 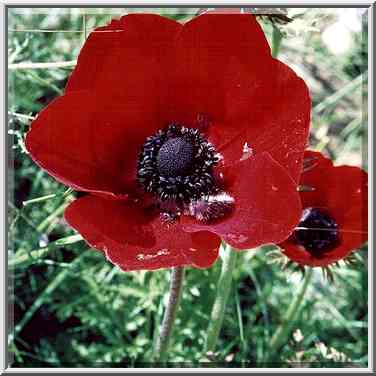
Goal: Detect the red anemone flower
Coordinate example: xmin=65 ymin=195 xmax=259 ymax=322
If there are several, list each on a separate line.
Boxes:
xmin=279 ymin=150 xmax=368 ymax=267
xmin=25 ymin=11 xmax=311 ymax=271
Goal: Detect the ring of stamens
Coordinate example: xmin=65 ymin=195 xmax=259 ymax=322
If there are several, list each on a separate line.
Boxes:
xmin=137 ymin=124 xmax=220 ymax=203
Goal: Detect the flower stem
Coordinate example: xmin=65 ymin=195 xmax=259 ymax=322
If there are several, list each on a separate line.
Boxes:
xmin=205 ymin=243 xmax=238 ymax=354
xmin=267 ymin=267 xmax=314 ymax=361
xmin=154 ymin=266 xmax=185 ymax=363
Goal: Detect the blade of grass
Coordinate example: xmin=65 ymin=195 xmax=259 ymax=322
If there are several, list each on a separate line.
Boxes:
xmin=83 ymin=13 xmax=88 ymax=40
xmin=36 ymin=199 xmax=72 ymax=233
xmin=8 ymin=111 xmax=35 ymax=122
xmin=266 ymin=268 xmax=313 ymax=362
xmin=23 ymin=188 xmax=73 ymax=206
xmin=235 ymin=289 xmax=247 ymax=355
xmin=9 ymin=29 xmax=84 ymax=33
xmin=271 ymin=25 xmax=283 ymax=58
xmin=8 ymin=201 xmax=38 ymax=231
xmin=9 ymin=252 xmax=86 ymax=346
xmin=9 ymin=60 xmax=77 ymax=70
xmin=9 ymin=234 xmax=83 ymax=267
xmin=22 ymin=70 xmax=63 ymax=95
xmin=313 ymin=73 xmax=365 ymax=115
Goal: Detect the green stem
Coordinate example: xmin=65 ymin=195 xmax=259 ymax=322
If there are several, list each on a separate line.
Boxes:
xmin=268 ymin=268 xmax=314 ymax=360
xmin=205 ymin=243 xmax=238 ymax=354
xmin=154 ymin=267 xmax=185 ymax=363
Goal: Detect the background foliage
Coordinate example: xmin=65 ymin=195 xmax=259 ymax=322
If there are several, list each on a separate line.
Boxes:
xmin=8 ymin=7 xmax=368 ymax=367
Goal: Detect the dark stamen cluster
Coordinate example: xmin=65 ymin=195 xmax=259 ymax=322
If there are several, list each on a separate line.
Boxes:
xmin=293 ymin=207 xmax=339 ymax=255
xmin=137 ymin=124 xmax=220 ymax=203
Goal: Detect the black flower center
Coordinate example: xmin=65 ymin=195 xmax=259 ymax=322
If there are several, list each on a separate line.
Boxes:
xmin=293 ymin=207 xmax=339 ymax=255
xmin=157 ymin=137 xmax=194 ymax=177
xmin=137 ymin=123 xmax=220 ymax=203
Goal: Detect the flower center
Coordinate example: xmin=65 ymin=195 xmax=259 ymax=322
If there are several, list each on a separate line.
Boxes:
xmin=157 ymin=137 xmax=194 ymax=177
xmin=293 ymin=207 xmax=339 ymax=255
xmin=137 ymin=124 xmax=220 ymax=203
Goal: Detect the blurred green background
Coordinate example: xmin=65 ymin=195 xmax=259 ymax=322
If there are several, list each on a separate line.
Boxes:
xmin=7 ymin=8 xmax=368 ymax=367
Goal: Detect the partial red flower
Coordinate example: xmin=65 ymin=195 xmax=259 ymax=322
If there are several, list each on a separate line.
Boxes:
xmin=279 ymin=150 xmax=368 ymax=267
xmin=25 ymin=11 xmax=311 ymax=271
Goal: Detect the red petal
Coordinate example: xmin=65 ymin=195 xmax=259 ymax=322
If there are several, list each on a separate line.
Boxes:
xmin=182 ymin=152 xmax=302 ymax=250
xmin=208 ymin=59 xmax=311 ymax=183
xmin=166 ymin=12 xmax=271 ymax=126
xmin=66 ymin=14 xmax=182 ymax=97
xmin=64 ymin=195 xmax=220 ymax=271
xmin=280 ymin=237 xmax=364 ymax=268
xmin=280 ymin=151 xmax=368 ymax=267
xmin=300 ymin=153 xmax=367 ymax=233
xmin=26 ymin=15 xmax=184 ymax=197
xmin=64 ymin=195 xmax=155 ymax=247
xmin=25 ymin=91 xmax=157 ymax=197
xmin=168 ymin=13 xmax=310 ymax=184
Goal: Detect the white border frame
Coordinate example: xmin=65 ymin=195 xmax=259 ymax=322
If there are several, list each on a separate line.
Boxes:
xmin=1 ymin=1 xmax=374 ymax=373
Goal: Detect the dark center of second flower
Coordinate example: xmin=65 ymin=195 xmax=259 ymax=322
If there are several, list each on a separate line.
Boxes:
xmin=157 ymin=137 xmax=195 ymax=177
xmin=293 ymin=207 xmax=339 ymax=255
